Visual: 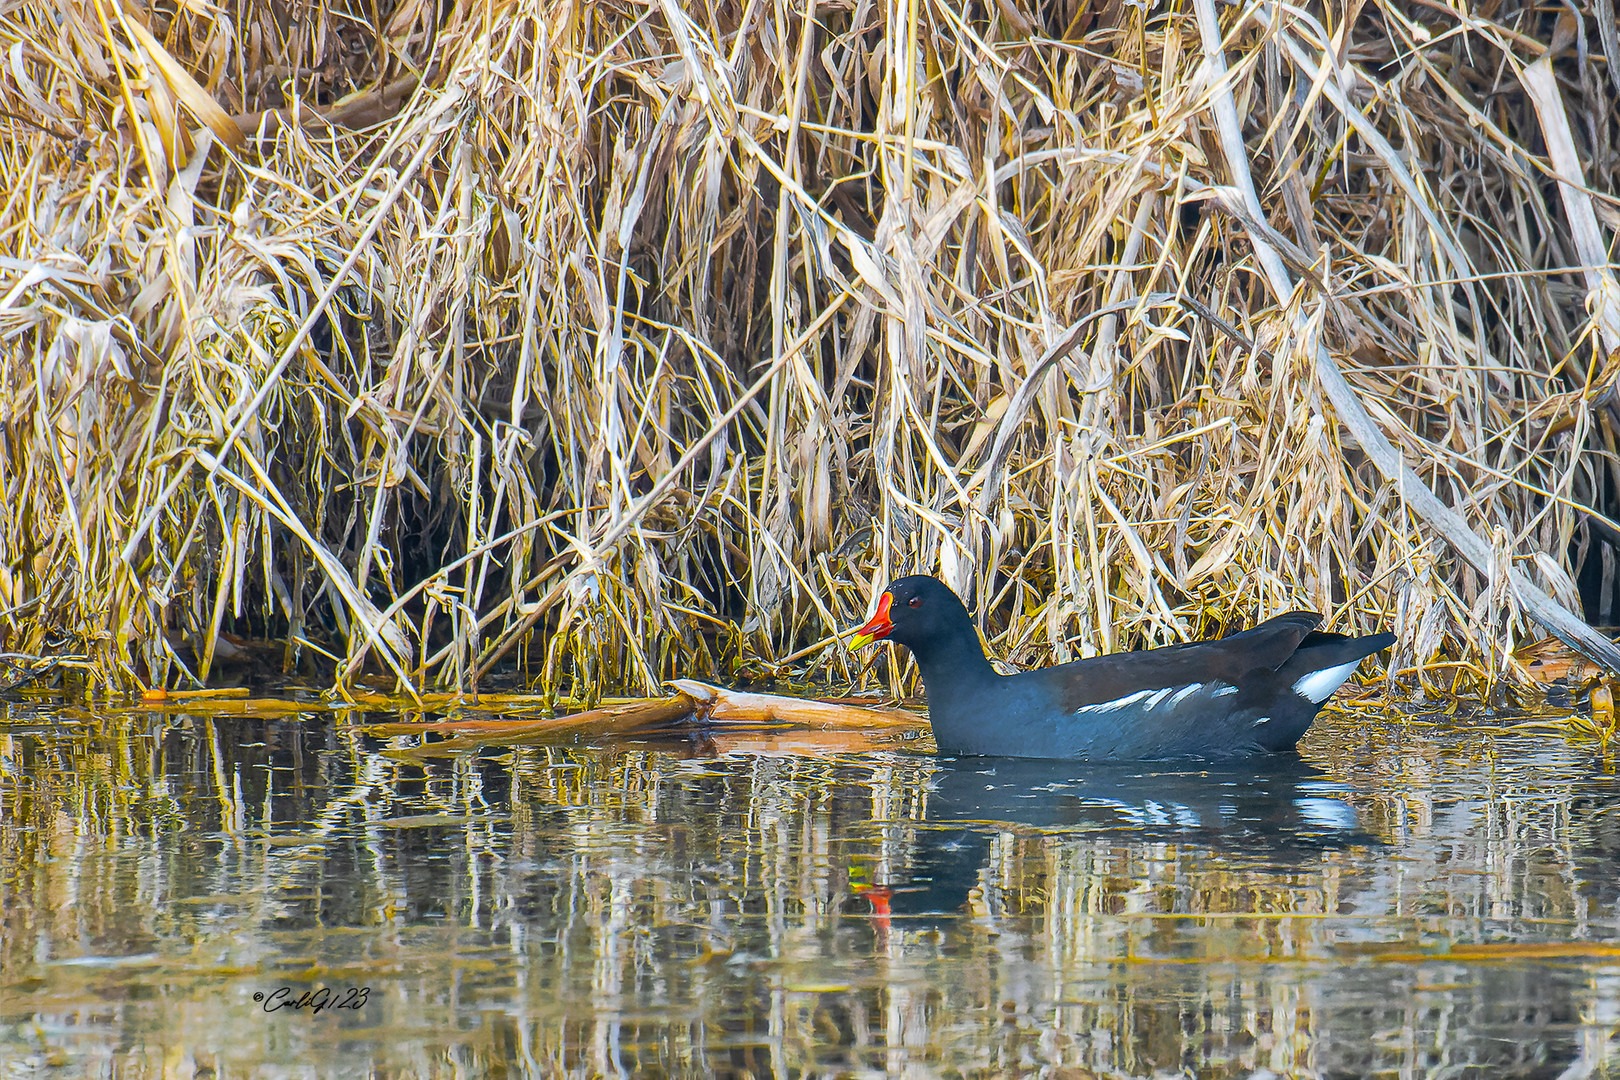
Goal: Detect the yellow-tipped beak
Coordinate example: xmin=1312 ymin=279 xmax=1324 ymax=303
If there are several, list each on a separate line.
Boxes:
xmin=848 ymin=592 xmax=894 ymax=650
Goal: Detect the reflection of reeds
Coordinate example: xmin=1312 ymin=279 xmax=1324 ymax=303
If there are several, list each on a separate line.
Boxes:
xmin=4 ymin=716 xmax=1617 ymax=1074
xmin=3 ymin=0 xmax=1618 ymax=693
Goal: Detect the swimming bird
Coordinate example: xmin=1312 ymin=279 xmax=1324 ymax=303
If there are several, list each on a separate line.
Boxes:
xmin=849 ymin=575 xmax=1393 ymax=760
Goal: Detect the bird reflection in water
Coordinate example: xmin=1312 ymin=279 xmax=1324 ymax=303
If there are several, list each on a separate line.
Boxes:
xmin=871 ymin=754 xmax=1370 ymax=919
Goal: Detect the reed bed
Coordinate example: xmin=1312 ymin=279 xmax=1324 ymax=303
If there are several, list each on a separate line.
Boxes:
xmin=1 ymin=0 xmax=1617 ymax=697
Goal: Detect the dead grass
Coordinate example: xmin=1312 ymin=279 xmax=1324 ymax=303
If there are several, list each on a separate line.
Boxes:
xmin=2 ymin=0 xmax=1618 ymax=699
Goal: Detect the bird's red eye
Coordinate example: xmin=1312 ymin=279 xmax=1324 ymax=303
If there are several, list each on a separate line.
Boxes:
xmin=908 ymin=596 xmax=923 ymax=608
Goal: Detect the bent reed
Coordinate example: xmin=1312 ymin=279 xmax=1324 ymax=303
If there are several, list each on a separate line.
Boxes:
xmin=2 ymin=0 xmax=1617 ymax=699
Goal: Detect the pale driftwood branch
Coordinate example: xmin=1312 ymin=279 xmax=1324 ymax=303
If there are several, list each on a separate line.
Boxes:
xmin=671 ymin=680 xmax=928 ymax=730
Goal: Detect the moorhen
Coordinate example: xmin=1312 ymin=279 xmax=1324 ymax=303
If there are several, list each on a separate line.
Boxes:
xmin=849 ymin=576 xmax=1394 ymax=760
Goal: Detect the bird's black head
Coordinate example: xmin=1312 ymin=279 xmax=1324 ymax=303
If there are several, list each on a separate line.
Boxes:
xmin=849 ymin=575 xmax=974 ymax=654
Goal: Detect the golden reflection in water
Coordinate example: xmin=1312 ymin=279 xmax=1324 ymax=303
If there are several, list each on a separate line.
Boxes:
xmin=0 ymin=702 xmax=1617 ymax=1078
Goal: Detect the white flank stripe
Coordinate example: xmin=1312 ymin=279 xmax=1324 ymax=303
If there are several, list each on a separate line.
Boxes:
xmin=1141 ymin=686 xmax=1175 ymax=712
xmin=1169 ymin=683 xmax=1203 ymax=707
xmin=1252 ymin=715 xmax=1271 ymax=726
xmin=1074 ymin=688 xmax=1154 ymax=715
xmin=1292 ymin=659 xmax=1363 ymax=704
xmin=1212 ymin=684 xmax=1238 ymax=697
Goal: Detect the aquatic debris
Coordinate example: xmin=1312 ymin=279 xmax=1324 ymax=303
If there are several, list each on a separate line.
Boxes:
xmin=353 ymin=681 xmax=927 ymax=755
xmin=1584 ymin=679 xmax=1616 ymax=752
xmin=1514 ymin=638 xmax=1609 ymax=686
xmin=0 ymin=652 xmax=68 ymax=692
xmin=670 ymin=680 xmax=925 ymax=730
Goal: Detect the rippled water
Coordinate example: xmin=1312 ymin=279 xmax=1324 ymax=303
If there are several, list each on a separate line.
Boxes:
xmin=2 ymin=699 xmax=1618 ymax=1078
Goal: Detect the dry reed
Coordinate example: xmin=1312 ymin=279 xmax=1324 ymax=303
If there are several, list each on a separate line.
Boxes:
xmin=2 ymin=0 xmax=1618 ymax=699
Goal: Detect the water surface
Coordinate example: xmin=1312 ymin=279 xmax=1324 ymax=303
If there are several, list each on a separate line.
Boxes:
xmin=2 ymin=699 xmax=1617 ymax=1077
